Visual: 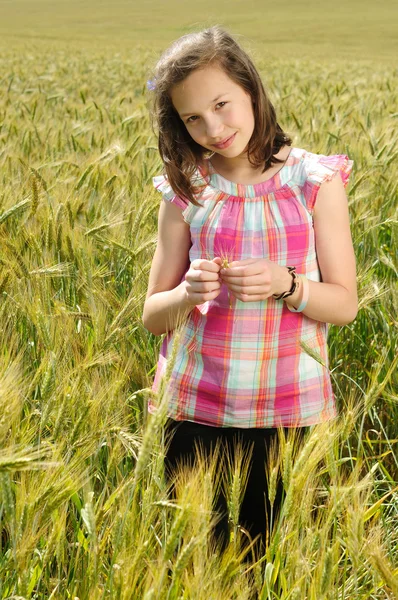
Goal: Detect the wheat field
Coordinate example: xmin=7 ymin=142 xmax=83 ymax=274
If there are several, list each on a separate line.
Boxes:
xmin=0 ymin=2 xmax=397 ymax=598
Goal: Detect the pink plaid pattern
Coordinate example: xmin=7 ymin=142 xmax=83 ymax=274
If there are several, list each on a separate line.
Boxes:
xmin=148 ymin=147 xmax=353 ymax=428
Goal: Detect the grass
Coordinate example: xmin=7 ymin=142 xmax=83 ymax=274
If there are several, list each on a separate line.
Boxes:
xmin=0 ymin=4 xmax=397 ymax=598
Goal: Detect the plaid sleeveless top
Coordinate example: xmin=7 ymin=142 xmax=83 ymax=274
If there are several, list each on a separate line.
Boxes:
xmin=148 ymin=147 xmax=353 ymax=428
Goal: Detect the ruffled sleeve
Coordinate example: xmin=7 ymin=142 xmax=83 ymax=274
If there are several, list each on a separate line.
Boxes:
xmin=152 ymin=174 xmax=189 ymax=211
xmin=302 ymin=153 xmax=354 ymax=214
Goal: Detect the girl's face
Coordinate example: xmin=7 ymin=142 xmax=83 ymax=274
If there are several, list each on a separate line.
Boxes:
xmin=171 ymin=64 xmax=255 ymax=161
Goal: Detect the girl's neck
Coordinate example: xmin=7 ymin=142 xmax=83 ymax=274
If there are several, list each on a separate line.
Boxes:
xmin=204 ymin=145 xmax=292 ymax=186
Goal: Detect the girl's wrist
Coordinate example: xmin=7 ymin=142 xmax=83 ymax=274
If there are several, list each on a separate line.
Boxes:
xmin=274 ymin=266 xmax=305 ymax=308
xmin=274 ymin=265 xmax=300 ymax=302
xmin=277 ymin=265 xmax=295 ymax=297
xmin=283 ymin=275 xmax=304 ymax=307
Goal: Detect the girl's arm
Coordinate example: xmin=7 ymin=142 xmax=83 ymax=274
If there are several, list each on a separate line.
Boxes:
xmin=142 ymin=200 xmax=194 ymax=336
xmin=283 ymin=173 xmax=358 ymax=326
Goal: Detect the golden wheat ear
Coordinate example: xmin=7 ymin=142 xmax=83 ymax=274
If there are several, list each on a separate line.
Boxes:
xmin=218 ymin=254 xmax=232 ymax=308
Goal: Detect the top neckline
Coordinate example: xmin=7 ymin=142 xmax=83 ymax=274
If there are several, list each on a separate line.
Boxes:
xmin=199 ymin=147 xmax=297 ymax=198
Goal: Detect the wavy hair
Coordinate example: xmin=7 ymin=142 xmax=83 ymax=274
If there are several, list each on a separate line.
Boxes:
xmin=147 ymin=25 xmax=292 ymax=207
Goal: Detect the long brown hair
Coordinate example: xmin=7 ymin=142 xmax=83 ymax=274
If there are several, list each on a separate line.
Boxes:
xmin=147 ymin=26 xmax=292 ymax=207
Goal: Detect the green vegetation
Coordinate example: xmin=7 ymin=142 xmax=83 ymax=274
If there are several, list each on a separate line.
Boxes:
xmin=0 ymin=2 xmax=397 ymax=597
xmin=0 ymin=0 xmax=397 ymax=62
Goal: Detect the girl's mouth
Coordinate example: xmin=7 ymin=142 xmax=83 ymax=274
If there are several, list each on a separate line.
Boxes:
xmin=212 ymin=133 xmax=236 ymax=149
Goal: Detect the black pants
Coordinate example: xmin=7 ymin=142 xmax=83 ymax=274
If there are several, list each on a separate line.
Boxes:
xmin=164 ymin=418 xmax=309 ymax=558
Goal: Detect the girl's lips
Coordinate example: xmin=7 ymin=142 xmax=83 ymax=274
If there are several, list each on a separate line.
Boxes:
xmin=212 ymin=132 xmax=236 ymax=149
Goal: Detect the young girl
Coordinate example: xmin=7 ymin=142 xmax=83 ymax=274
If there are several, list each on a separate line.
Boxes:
xmin=142 ymin=26 xmax=358 ymax=557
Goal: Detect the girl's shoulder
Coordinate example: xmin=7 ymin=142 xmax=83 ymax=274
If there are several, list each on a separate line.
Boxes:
xmin=297 ymin=147 xmax=354 ymax=188
xmin=295 ymin=147 xmax=354 ymax=215
xmin=152 ymin=166 xmax=208 ymax=212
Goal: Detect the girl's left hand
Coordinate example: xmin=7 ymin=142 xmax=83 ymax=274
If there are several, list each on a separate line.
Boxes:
xmin=219 ymin=258 xmax=290 ymax=302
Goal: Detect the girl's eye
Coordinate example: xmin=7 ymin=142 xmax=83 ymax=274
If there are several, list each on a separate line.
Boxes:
xmin=185 ymin=102 xmax=227 ymax=124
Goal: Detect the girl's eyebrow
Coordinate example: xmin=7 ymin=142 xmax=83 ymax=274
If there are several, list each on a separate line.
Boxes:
xmin=180 ymin=94 xmax=226 ymax=118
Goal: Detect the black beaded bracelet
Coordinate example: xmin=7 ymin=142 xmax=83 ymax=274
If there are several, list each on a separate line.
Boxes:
xmin=272 ymin=266 xmax=298 ymax=300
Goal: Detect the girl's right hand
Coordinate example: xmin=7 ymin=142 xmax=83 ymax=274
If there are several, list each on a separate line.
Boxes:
xmin=183 ymin=257 xmax=222 ymax=306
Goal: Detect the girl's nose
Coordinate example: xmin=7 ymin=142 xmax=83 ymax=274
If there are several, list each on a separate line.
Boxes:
xmin=205 ymin=116 xmax=224 ymax=139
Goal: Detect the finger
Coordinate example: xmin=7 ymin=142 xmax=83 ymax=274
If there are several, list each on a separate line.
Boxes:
xmin=189 ymin=287 xmax=221 ymax=303
xmin=221 ymin=272 xmax=259 ymax=286
xmin=233 ymin=292 xmax=270 ymax=302
xmin=220 ymin=263 xmax=261 ymax=278
xmin=190 ymin=270 xmax=220 ymax=282
xmin=191 ymin=280 xmax=221 ymax=293
xmin=229 ymin=258 xmax=258 ymax=268
xmin=192 ymin=259 xmax=221 ymax=273
xmin=227 ymin=283 xmax=269 ymax=295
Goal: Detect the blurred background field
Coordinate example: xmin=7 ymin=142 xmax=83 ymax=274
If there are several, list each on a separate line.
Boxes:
xmin=0 ymin=0 xmax=397 ymax=62
xmin=0 ymin=1 xmax=397 ymax=598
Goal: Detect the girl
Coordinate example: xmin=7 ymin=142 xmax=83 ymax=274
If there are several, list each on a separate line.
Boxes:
xmin=142 ymin=26 xmax=358 ymax=557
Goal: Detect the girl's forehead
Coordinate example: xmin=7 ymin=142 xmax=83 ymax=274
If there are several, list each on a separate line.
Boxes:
xmin=176 ymin=65 xmax=234 ymax=90
xmin=171 ymin=66 xmax=244 ymax=111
